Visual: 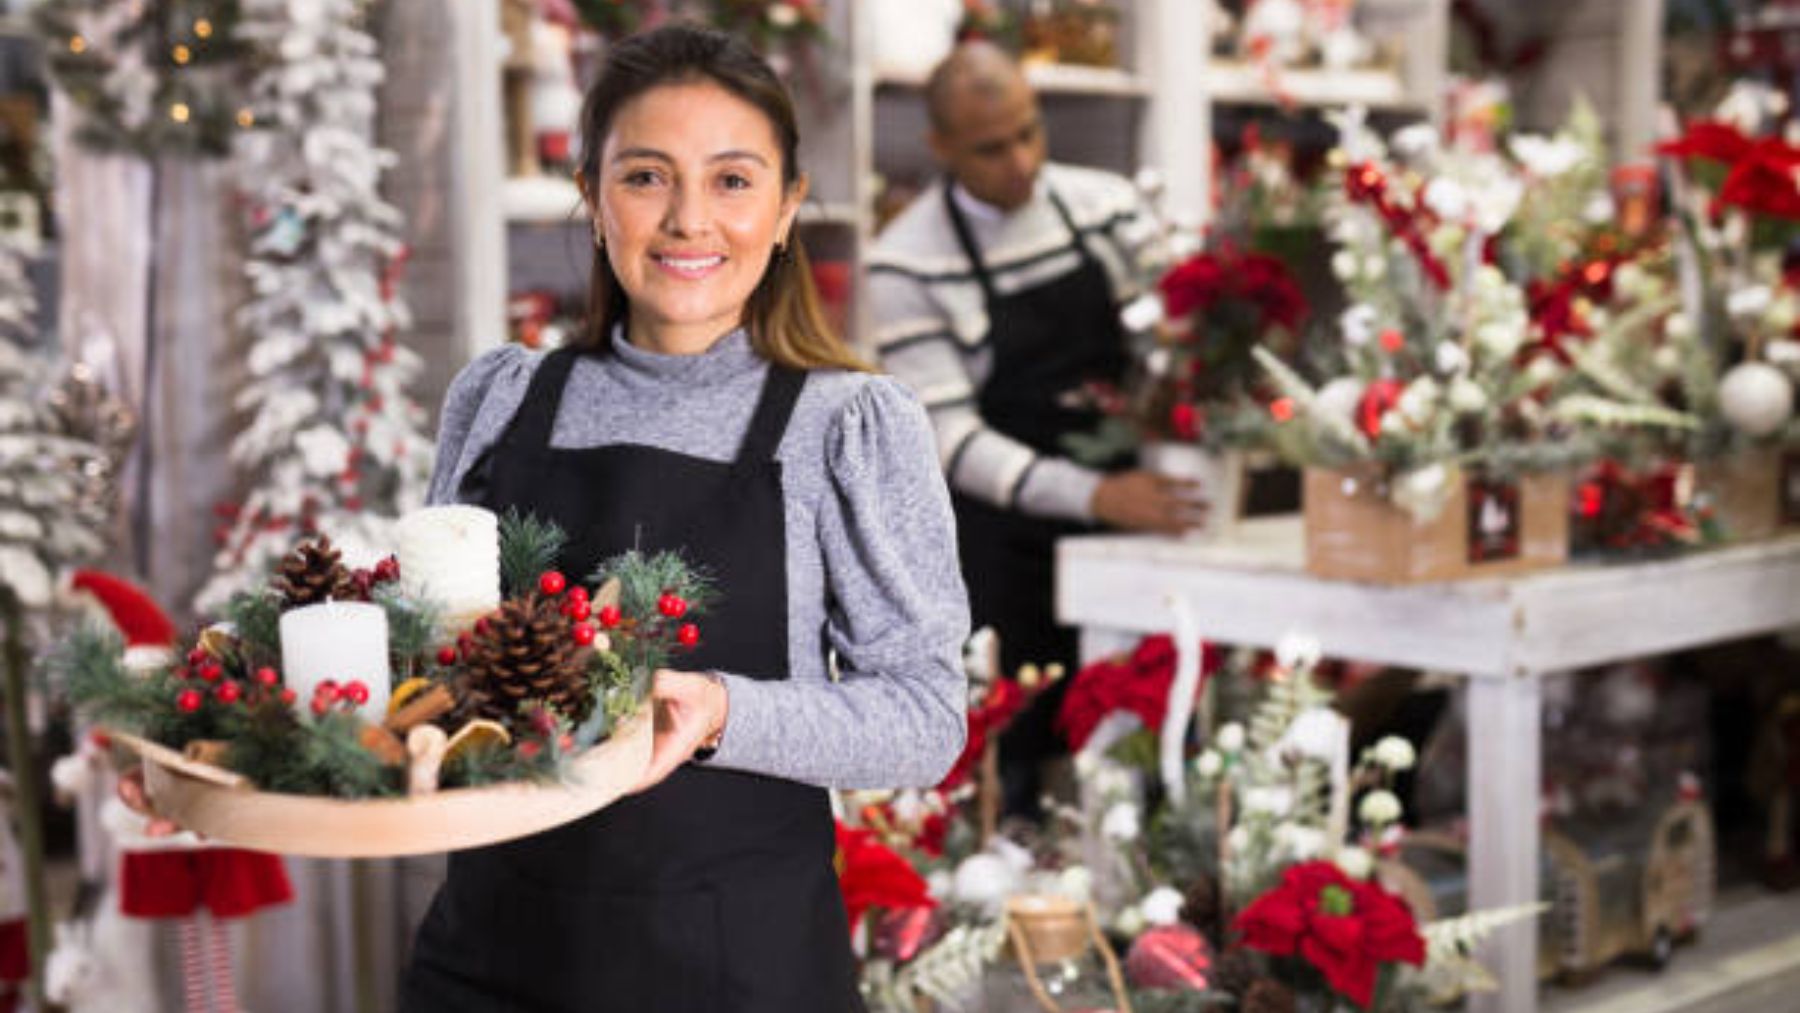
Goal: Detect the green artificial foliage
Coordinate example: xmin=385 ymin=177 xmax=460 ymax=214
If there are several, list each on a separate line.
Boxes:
xmin=227 ymin=703 xmax=397 ymax=798
xmin=373 ymin=583 xmax=441 ymax=679
xmin=498 ymin=508 xmax=568 ymax=598
xmin=221 ymin=589 xmax=284 ymax=670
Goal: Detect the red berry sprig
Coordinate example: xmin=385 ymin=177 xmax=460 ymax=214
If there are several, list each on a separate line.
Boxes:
xmin=175 ymin=688 xmax=203 ymax=714
xmin=658 ymin=592 xmax=688 ymax=619
xmin=677 ymin=623 xmax=700 ymax=648
xmin=538 ymin=570 xmax=567 ymax=596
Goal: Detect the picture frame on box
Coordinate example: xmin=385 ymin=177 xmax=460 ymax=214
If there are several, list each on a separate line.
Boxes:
xmin=1466 ymin=476 xmax=1522 ymax=564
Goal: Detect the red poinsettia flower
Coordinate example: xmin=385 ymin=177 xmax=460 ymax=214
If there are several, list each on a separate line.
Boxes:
xmin=1157 ymin=250 xmax=1308 ymax=333
xmin=1717 ymin=137 xmax=1800 ymax=220
xmin=1656 ymin=120 xmax=1753 ymax=165
xmin=1055 ymin=635 xmax=1222 ymax=752
xmin=834 ymin=821 xmax=935 ymax=936
xmin=941 ymin=676 xmax=1029 ymax=789
xmin=1355 ymin=378 xmax=1405 ymax=440
xmin=1234 ymin=861 xmax=1426 ymax=1009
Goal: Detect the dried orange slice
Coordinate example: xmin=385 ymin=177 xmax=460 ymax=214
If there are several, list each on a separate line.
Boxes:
xmin=386 ymin=677 xmax=435 ymax=720
xmin=444 ymin=719 xmax=511 ymax=765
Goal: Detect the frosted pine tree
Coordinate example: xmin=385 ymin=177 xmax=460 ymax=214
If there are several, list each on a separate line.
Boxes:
xmin=0 ymin=239 xmax=127 ymax=609
xmin=199 ymin=0 xmax=430 ymax=609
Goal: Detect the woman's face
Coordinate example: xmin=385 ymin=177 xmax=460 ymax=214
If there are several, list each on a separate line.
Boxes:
xmin=590 ymin=79 xmax=804 ymax=351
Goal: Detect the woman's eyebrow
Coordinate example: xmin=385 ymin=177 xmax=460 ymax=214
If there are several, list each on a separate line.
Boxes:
xmin=610 ymin=146 xmax=770 ymax=167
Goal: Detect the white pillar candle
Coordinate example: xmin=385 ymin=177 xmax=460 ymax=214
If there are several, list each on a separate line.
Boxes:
xmin=395 ymin=505 xmax=502 ymax=632
xmin=279 ymin=601 xmax=392 ymax=716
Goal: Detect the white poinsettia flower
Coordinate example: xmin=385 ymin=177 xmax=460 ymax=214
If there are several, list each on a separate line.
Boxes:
xmin=1372 ymin=735 xmax=1417 ymax=771
xmin=953 ymin=853 xmax=1016 ymax=911
xmin=1140 ymin=886 xmax=1186 ymax=927
xmin=1359 ymin=789 xmax=1404 ymax=825
xmin=1275 ymin=633 xmax=1322 ymax=671
xmin=294 ymin=424 xmax=352 ymax=478
xmin=1391 ymin=123 xmax=1440 ymax=161
xmin=1275 ymin=823 xmax=1328 ymax=861
xmin=1102 ymin=801 xmax=1141 ymax=842
xmin=1422 ymin=177 xmax=1469 ymax=222
xmin=1509 ymin=133 xmax=1586 ymax=177
xmin=1217 ymin=722 xmax=1246 ymax=752
xmin=1335 ymin=845 xmax=1375 ymax=880
xmin=1279 ymin=707 xmax=1346 ymax=764
xmin=1340 ymin=304 xmax=1378 ymax=346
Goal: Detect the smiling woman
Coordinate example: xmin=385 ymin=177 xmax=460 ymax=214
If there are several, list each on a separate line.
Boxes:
xmin=402 ymin=23 xmax=969 ymax=1013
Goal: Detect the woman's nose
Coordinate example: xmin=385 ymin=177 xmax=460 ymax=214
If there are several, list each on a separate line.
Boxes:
xmin=663 ymin=180 xmax=712 ymax=237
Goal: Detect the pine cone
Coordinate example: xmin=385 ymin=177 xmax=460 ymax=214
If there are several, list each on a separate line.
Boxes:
xmin=1209 ymin=948 xmax=1260 ymax=999
xmin=1241 ymin=978 xmax=1297 ymax=1013
xmin=275 ymin=536 xmax=357 ymax=607
xmin=460 ymin=592 xmax=593 ymax=729
xmin=1180 ymin=873 xmax=1221 ymax=938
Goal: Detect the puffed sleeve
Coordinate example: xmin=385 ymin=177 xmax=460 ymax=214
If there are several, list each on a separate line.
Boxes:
xmin=707 ymin=377 xmax=971 ymax=789
xmin=425 ymin=345 xmax=533 ymax=507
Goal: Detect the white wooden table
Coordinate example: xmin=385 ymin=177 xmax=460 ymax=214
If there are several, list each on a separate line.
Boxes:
xmin=1056 ymin=516 xmax=1800 ymax=1013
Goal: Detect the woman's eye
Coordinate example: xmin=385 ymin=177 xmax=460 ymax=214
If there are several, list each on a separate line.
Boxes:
xmin=719 ymin=173 xmax=752 ymax=191
xmin=623 ymin=169 xmax=662 ymax=187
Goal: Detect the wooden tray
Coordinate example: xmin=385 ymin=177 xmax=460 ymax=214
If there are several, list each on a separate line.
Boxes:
xmin=112 ymin=705 xmax=653 ymax=858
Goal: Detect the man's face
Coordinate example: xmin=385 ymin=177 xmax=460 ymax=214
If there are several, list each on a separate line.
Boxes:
xmin=930 ymin=78 xmax=1046 ymax=213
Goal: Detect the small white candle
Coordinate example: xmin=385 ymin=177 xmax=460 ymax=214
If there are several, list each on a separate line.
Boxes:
xmin=279 ymin=601 xmax=391 ymax=715
xmin=395 ymin=506 xmax=501 ymax=632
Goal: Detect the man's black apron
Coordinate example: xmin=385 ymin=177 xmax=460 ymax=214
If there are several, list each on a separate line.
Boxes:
xmin=942 ymin=186 xmax=1129 ymax=818
xmin=402 ymin=348 xmax=861 ymax=1012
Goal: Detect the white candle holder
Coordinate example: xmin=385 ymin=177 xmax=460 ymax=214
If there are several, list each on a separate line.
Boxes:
xmin=278 ymin=601 xmax=392 ymax=716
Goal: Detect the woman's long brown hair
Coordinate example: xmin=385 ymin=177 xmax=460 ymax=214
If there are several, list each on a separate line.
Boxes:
xmin=574 ymin=24 xmax=869 ymax=373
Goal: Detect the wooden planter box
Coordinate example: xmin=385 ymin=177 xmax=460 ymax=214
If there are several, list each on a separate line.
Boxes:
xmin=1304 ymin=465 xmax=1570 ymax=583
xmin=1694 ymin=446 xmax=1782 ymax=542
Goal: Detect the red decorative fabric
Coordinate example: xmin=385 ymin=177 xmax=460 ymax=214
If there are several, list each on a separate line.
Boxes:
xmin=120 ymin=848 xmax=294 ymax=920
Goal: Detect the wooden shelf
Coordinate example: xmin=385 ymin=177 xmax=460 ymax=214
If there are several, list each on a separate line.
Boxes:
xmin=1204 ymin=60 xmax=1421 ymax=110
xmin=877 ymin=61 xmax=1151 ymax=98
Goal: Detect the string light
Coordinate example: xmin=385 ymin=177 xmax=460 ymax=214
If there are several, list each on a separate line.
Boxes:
xmin=195 ymin=18 xmax=214 ymax=38
xmin=69 ymin=35 xmax=87 ymax=54
xmin=236 ymin=108 xmax=256 ymax=128
xmin=173 ymin=44 xmax=192 ymax=65
xmin=170 ymin=102 xmax=191 ymax=123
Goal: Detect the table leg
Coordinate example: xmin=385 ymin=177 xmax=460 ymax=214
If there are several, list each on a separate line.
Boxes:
xmin=1077 ymin=626 xmax=1138 ymax=666
xmin=1467 ymin=674 xmax=1543 ymax=1013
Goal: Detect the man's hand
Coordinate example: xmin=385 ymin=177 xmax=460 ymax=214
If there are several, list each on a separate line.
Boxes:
xmin=1090 ymin=469 xmax=1208 ymax=535
xmin=631 ymin=670 xmax=729 ymax=794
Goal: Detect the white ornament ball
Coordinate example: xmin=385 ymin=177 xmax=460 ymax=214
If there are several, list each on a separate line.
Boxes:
xmin=1314 ymin=377 xmax=1366 ymax=429
xmin=1719 ymin=362 xmax=1795 ymax=437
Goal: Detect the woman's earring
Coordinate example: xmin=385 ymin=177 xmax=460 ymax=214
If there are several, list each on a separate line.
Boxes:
xmin=593 ymin=223 xmax=606 ymax=250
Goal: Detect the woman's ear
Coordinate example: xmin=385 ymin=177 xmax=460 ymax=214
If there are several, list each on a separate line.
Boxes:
xmin=778 ymin=172 xmax=811 ymax=246
xmin=574 ymin=169 xmax=597 ymax=216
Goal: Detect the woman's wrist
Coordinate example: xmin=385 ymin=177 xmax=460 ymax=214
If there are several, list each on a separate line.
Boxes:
xmin=694 ymin=671 xmax=729 ymax=760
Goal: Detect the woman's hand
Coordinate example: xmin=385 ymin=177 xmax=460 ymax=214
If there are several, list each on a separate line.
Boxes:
xmin=1091 ymin=469 xmax=1209 ymax=535
xmin=116 ymin=767 xmax=184 ymax=839
xmin=631 ymin=670 xmax=729 ymax=794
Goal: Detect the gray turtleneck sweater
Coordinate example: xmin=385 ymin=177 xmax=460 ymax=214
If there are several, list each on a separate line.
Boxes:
xmin=426 ymin=329 xmax=970 ymax=790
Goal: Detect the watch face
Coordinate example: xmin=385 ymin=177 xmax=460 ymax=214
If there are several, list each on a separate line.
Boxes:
xmin=1467 ymin=476 xmax=1522 ymax=564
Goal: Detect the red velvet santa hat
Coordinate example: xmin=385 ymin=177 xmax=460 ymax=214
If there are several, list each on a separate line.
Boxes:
xmin=64 ymin=570 xmax=179 ymax=675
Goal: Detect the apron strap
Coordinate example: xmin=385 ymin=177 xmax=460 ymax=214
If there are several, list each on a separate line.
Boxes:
xmin=943 ymin=182 xmax=1102 ymax=311
xmin=733 ymin=364 xmax=807 ymax=470
xmin=499 ymin=346 xmax=581 ymax=456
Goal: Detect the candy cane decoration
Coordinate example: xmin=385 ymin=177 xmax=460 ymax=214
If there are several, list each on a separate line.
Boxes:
xmin=1160 ymin=593 xmax=1204 ymax=808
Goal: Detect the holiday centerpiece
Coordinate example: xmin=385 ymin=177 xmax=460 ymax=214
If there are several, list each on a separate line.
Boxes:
xmin=1655 ymin=81 xmax=1800 ymax=539
xmin=1257 ymin=107 xmax=1688 ymax=582
xmin=48 ymin=505 xmax=707 ymax=858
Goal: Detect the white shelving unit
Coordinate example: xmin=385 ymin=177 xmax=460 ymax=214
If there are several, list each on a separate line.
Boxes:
xmin=449 ymin=0 xmax=1451 ymax=352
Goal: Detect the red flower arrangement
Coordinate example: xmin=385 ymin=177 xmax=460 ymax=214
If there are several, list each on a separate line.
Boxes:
xmin=1343 ymin=162 xmax=1453 ymax=290
xmin=941 ymin=675 xmax=1030 ymax=790
xmin=834 ymin=820 xmax=936 ymax=937
xmin=1055 ymin=635 xmax=1222 ymax=753
xmin=1159 ymin=248 xmax=1308 ymax=335
xmin=1234 ymin=860 xmax=1427 ymax=1009
xmin=1658 ymin=120 xmax=1800 ymax=222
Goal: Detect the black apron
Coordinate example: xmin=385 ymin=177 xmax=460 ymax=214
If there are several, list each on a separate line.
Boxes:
xmin=402 ymin=348 xmax=861 ymax=1012
xmin=942 ymin=185 xmax=1130 ymax=818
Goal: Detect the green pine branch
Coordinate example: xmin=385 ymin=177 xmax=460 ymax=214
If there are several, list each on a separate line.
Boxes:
xmin=498 ymin=508 xmax=568 ymax=598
